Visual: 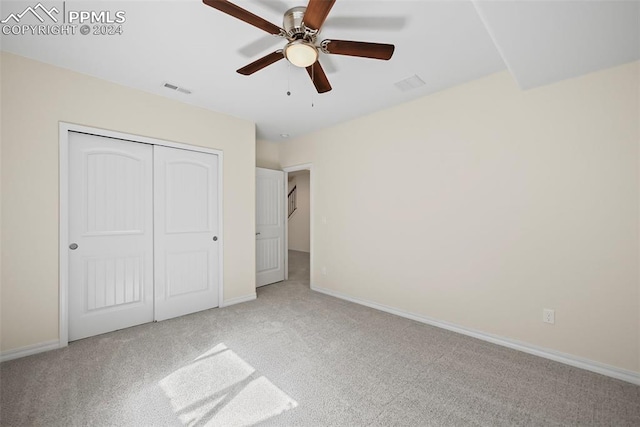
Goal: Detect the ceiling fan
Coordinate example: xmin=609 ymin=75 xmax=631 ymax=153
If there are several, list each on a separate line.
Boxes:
xmin=203 ymin=0 xmax=395 ymax=94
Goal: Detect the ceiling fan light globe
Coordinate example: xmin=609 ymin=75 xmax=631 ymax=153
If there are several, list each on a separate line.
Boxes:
xmin=284 ymin=41 xmax=318 ymax=68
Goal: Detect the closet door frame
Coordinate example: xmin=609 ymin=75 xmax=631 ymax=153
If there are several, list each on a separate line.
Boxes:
xmin=59 ymin=122 xmax=224 ymax=347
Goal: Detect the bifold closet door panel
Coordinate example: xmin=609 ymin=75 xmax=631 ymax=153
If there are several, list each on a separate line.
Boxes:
xmin=68 ymin=132 xmax=154 ymax=341
xmin=153 ymin=145 xmax=220 ymax=321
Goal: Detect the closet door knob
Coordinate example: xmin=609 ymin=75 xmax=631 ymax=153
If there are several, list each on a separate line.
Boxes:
xmin=212 ymin=236 xmax=218 ymax=241
xmin=69 ymin=243 xmax=78 ymax=250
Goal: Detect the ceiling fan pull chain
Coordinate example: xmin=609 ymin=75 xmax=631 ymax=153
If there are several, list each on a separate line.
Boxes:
xmin=311 ymin=65 xmax=315 ymax=107
xmin=287 ymin=62 xmax=291 ymax=96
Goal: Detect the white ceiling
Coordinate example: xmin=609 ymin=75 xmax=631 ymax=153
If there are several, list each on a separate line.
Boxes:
xmin=474 ymin=0 xmax=640 ymax=90
xmin=1 ymin=1 xmax=638 ymax=141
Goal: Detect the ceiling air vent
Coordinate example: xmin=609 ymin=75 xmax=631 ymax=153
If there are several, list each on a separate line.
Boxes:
xmin=163 ymin=82 xmax=191 ymax=94
xmin=394 ymin=75 xmax=425 ymax=92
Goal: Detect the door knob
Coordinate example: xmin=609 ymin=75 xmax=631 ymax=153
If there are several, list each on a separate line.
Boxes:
xmin=69 ymin=243 xmax=78 ymax=250
xmin=256 ymin=232 xmax=261 ymax=236
xmin=212 ymin=236 xmax=218 ymax=241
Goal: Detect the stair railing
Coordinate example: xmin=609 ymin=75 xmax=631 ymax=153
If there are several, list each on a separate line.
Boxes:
xmin=288 ymin=186 xmax=297 ymax=218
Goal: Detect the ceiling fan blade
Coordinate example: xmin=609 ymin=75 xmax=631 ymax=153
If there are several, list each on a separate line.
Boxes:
xmin=322 ymin=39 xmax=395 ymax=60
xmin=237 ymin=51 xmax=284 ymax=75
xmin=203 ymin=0 xmax=283 ymax=35
xmin=303 ymin=0 xmax=336 ymax=31
xmin=306 ymin=61 xmax=332 ymax=93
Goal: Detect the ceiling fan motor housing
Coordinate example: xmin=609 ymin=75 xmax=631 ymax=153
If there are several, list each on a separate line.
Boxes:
xmin=282 ymin=6 xmax=319 ymax=68
xmin=283 ymin=6 xmax=311 ymax=40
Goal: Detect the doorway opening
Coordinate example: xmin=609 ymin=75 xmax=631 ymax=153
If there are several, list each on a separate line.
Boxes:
xmin=283 ymin=164 xmax=313 ymax=286
xmin=286 ymin=170 xmax=310 ymax=282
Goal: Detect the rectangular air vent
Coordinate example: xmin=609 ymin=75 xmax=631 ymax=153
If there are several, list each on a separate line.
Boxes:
xmin=163 ymin=82 xmax=191 ymax=94
xmin=394 ymin=75 xmax=425 ymax=92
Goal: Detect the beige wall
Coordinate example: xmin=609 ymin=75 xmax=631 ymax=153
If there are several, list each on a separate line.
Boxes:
xmin=256 ymin=139 xmax=281 ymax=169
xmin=278 ymin=62 xmax=640 ymax=373
xmin=288 ymin=171 xmax=310 ymax=253
xmin=0 ymin=53 xmax=256 ymax=352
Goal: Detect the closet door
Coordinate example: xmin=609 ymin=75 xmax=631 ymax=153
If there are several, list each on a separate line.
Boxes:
xmin=154 ymin=146 xmax=220 ymax=321
xmin=68 ymin=132 xmax=154 ymax=341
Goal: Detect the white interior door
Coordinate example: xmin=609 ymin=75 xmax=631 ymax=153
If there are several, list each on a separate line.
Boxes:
xmin=154 ymin=146 xmax=220 ymax=321
xmin=256 ymin=168 xmax=285 ymax=287
xmin=68 ymin=132 xmax=154 ymax=341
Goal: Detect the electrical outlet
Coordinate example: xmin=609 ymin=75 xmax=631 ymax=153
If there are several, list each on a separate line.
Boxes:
xmin=321 ymin=266 xmax=327 ymax=276
xmin=543 ymin=309 xmax=555 ymax=324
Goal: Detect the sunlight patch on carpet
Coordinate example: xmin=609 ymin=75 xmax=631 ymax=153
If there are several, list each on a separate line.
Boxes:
xmin=159 ymin=343 xmax=297 ymax=426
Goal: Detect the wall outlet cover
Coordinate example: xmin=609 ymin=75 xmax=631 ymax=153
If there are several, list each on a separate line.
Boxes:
xmin=543 ymin=309 xmax=555 ymax=324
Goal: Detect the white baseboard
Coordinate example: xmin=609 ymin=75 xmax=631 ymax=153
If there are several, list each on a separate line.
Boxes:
xmin=221 ymin=293 xmax=257 ymax=307
xmin=311 ymin=285 xmax=640 ymax=385
xmin=0 ymin=340 xmax=61 ymax=363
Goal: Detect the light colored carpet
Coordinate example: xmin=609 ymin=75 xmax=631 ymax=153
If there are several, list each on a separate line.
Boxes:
xmin=1 ymin=250 xmax=639 ymax=426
